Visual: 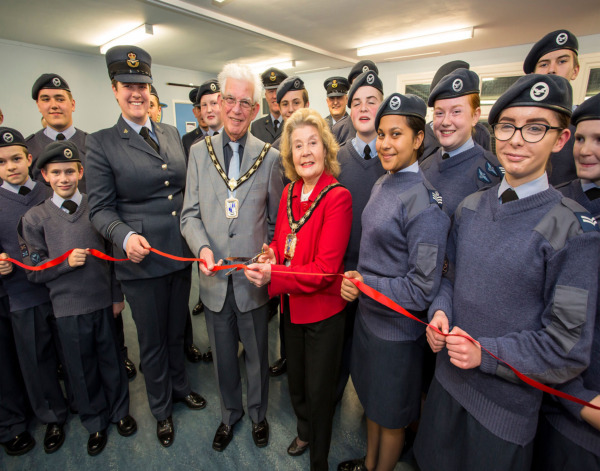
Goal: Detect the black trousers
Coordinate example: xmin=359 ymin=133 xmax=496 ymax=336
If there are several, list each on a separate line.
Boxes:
xmin=56 ymin=307 xmax=130 ymax=433
xmin=120 ymin=266 xmax=192 ymax=420
xmin=0 ymin=296 xmax=31 ymax=441
xmin=11 ymin=302 xmax=68 ymax=425
xmin=284 ymin=299 xmax=346 ymax=471
xmin=336 ymin=299 xmax=357 ymax=401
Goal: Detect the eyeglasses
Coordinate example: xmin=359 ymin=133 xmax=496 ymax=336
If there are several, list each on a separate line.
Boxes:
xmin=492 ymin=123 xmax=563 ymax=143
xmin=222 ymin=95 xmax=254 ymax=110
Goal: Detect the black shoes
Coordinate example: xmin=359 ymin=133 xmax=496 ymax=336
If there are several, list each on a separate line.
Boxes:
xmin=157 ymin=416 xmax=174 ymax=447
xmin=212 ymin=412 xmax=244 ymax=452
xmin=251 ymin=419 xmax=269 ymax=448
xmin=192 ymin=302 xmax=204 ymax=315
xmin=287 ymin=436 xmax=309 ymax=456
xmin=175 ymin=391 xmax=207 ymax=410
xmin=338 ymin=457 xmax=367 ymax=471
xmin=269 ymin=358 xmax=287 ymax=376
xmin=124 ymin=358 xmax=137 ymax=379
xmin=87 ymin=429 xmax=107 ymax=456
xmin=185 ymin=344 xmax=203 ymax=363
xmin=116 ymin=415 xmax=137 ymax=437
xmin=43 ymin=423 xmax=65 ymax=454
xmin=203 ymin=346 xmax=213 ymax=362
xmin=1 ymin=431 xmax=35 ymax=456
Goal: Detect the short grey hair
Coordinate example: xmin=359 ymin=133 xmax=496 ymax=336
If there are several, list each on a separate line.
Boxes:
xmin=218 ymin=63 xmax=262 ymax=104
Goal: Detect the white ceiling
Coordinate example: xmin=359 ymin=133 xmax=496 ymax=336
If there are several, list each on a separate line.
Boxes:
xmin=1 ymin=0 xmax=599 ymax=75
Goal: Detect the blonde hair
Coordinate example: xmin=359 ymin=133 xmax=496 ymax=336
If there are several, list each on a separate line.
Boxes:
xmin=280 ymin=108 xmax=340 ymax=182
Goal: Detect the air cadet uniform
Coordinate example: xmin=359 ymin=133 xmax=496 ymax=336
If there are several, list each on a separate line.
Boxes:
xmin=271 ymin=76 xmax=308 ymax=152
xmin=323 ymin=76 xmax=349 ymax=129
xmin=182 ymin=87 xmax=208 ymax=157
xmin=251 ymin=68 xmax=288 ymax=144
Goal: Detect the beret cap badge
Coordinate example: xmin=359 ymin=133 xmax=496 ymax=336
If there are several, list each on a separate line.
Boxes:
xmin=362 ymin=65 xmax=369 ymax=73
xmin=366 ymin=74 xmax=375 ymax=85
xmin=556 ymin=32 xmax=568 ymax=45
xmin=127 ymin=52 xmax=139 ymax=68
xmin=389 ymin=96 xmax=401 ymax=110
xmin=3 ymin=132 xmax=14 ymax=143
xmin=52 ymin=77 xmax=61 ymax=87
xmin=210 ymin=83 xmax=217 ymax=91
xmin=452 ymin=79 xmax=463 ymax=92
xmin=64 ymin=148 xmax=73 ymax=158
xmin=530 ymin=82 xmax=550 ymax=101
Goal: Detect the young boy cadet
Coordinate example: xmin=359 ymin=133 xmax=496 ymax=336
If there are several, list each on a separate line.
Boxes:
xmin=0 ymin=127 xmax=68 ymax=454
xmin=271 ymin=76 xmax=310 ymax=151
xmin=19 ymin=141 xmax=136 ymax=456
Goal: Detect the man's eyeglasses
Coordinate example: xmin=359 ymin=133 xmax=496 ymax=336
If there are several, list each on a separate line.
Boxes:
xmin=222 ymin=96 xmax=254 ymax=110
xmin=492 ymin=123 xmax=563 ymax=143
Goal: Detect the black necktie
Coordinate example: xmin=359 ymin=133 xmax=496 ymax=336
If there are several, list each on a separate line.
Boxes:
xmin=56 ymin=133 xmax=66 ymax=141
xmin=139 ymin=127 xmax=160 ymax=154
xmin=585 ymin=187 xmax=600 ymax=201
xmin=274 ymin=120 xmax=280 ymax=132
xmin=501 ymin=188 xmax=519 ymax=204
xmin=442 ymin=153 xmax=450 ymax=160
xmin=364 ymin=145 xmax=372 ymax=160
xmin=61 ymin=200 xmax=78 ymax=214
xmin=18 ymin=186 xmax=31 ymax=196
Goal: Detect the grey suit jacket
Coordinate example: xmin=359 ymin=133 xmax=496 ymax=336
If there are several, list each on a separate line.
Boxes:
xmin=250 ymin=115 xmax=281 ymax=144
xmin=86 ymin=116 xmax=192 ymax=281
xmin=181 ymin=132 xmax=284 ymax=313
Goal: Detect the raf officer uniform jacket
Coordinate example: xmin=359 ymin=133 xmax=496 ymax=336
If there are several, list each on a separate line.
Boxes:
xmin=86 ymin=116 xmax=192 ymax=281
xmin=325 ymin=112 xmax=349 ymax=130
xmin=181 ymin=132 xmax=284 ymax=313
xmin=182 ymin=126 xmax=207 ymax=158
xmin=250 ymin=115 xmax=282 ymax=144
xmin=26 ymin=128 xmax=88 ymax=192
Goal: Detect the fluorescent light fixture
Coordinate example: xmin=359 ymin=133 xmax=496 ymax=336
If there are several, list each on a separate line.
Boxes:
xmin=357 ymin=27 xmax=473 ymax=56
xmin=383 ymin=51 xmax=439 ymax=61
xmin=100 ymin=24 xmax=154 ymax=54
xmin=482 ymin=77 xmax=495 ymax=82
xmin=249 ymin=60 xmax=296 ymax=73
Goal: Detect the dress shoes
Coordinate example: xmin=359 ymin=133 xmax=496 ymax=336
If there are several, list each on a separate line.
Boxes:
xmin=212 ymin=412 xmax=244 ymax=452
xmin=1 ymin=431 xmax=35 ymax=456
xmin=338 ymin=457 xmax=367 ymax=471
xmin=175 ymin=391 xmax=207 ymax=410
xmin=124 ymin=358 xmax=137 ymax=379
xmin=116 ymin=415 xmax=137 ymax=437
xmin=185 ymin=344 xmax=203 ymax=363
xmin=287 ymin=436 xmax=309 ymax=456
xmin=43 ymin=423 xmax=65 ymax=454
xmin=251 ymin=419 xmax=269 ymax=447
xmin=157 ymin=416 xmax=174 ymax=447
xmin=192 ymin=301 xmax=204 ymax=315
xmin=87 ymin=429 xmax=107 ymax=456
xmin=269 ymin=358 xmax=287 ymax=377
xmin=203 ymin=347 xmax=213 ymax=362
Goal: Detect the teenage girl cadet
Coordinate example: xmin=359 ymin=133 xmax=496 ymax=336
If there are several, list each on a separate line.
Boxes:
xmin=420 ymin=68 xmax=502 ymax=217
xmin=533 ymin=92 xmax=600 ymax=471
xmin=413 ymin=74 xmax=600 ymax=471
xmin=338 ymin=94 xmax=450 ymax=471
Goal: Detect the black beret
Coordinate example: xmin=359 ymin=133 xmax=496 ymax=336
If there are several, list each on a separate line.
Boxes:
xmin=348 ymin=60 xmax=379 ymax=84
xmin=189 ymin=87 xmax=200 ymax=104
xmin=427 ymin=68 xmax=479 ymax=106
xmin=347 ymin=71 xmax=384 ymax=107
xmin=523 ymin=29 xmax=578 ymax=74
xmin=430 ymin=60 xmax=470 ymax=90
xmin=106 ymin=45 xmax=152 ymax=84
xmin=276 ymin=76 xmax=305 ymax=104
xmin=31 ymin=73 xmax=70 ymax=100
xmin=375 ymin=93 xmax=427 ymax=131
xmin=0 ymin=127 xmax=27 ymax=148
xmin=150 ymin=85 xmax=168 ymax=108
xmin=36 ymin=141 xmax=81 ymax=170
xmin=488 ymin=74 xmax=573 ymax=125
xmin=195 ymin=79 xmax=220 ymax=104
xmin=571 ymin=93 xmax=600 ymax=126
xmin=323 ymin=76 xmax=350 ymax=97
xmin=261 ymin=68 xmax=288 ymax=90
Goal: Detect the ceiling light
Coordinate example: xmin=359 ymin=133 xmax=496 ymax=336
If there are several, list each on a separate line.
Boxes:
xmin=249 ymin=60 xmax=296 ymax=73
xmin=357 ymin=27 xmax=473 ymax=56
xmin=100 ymin=24 xmax=154 ymax=55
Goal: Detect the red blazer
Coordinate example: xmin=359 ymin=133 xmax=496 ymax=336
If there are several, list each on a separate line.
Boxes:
xmin=268 ymin=172 xmax=352 ymax=324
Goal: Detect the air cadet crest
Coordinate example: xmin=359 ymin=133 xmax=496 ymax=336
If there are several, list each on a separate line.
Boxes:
xmin=556 ymin=32 xmax=568 ymax=45
xmin=270 ymin=71 xmax=276 ymax=82
xmin=294 ymin=79 xmax=300 ymax=89
xmin=332 ymin=80 xmax=338 ymax=89
xmin=452 ymin=79 xmax=463 ymax=92
xmin=366 ymin=74 xmax=375 ymax=85
xmin=30 ymin=252 xmax=41 ymax=266
xmin=52 ymin=77 xmax=61 ymax=87
xmin=362 ymin=65 xmax=369 ymax=73
xmin=530 ymin=82 xmax=549 ymax=101
xmin=2 ymin=132 xmax=14 ymax=143
xmin=210 ymin=83 xmax=217 ymax=92
xmin=390 ymin=96 xmax=401 ymax=110
xmin=127 ymin=52 xmax=139 ymax=68
xmin=64 ymin=148 xmax=73 ymax=158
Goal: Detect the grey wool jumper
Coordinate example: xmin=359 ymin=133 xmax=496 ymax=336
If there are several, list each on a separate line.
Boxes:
xmin=19 ymin=195 xmax=122 ymax=317
xmin=430 ymin=184 xmax=600 ymax=446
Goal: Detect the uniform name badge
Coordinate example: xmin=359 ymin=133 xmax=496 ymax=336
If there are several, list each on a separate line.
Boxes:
xmin=226 ymin=197 xmax=239 ymax=219
xmin=284 ymin=233 xmax=297 ymax=260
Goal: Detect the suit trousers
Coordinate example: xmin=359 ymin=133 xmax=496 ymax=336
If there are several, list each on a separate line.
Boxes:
xmin=0 ymin=296 xmax=30 ymax=441
xmin=56 ymin=307 xmax=130 ymax=433
xmin=11 ymin=302 xmax=68 ymax=425
xmin=121 ymin=266 xmax=192 ymax=420
xmin=284 ymin=299 xmax=346 ymax=471
xmin=204 ymin=278 xmax=269 ymax=425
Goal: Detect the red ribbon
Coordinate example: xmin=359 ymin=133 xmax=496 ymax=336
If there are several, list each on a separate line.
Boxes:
xmin=3 ymin=247 xmax=599 ymax=411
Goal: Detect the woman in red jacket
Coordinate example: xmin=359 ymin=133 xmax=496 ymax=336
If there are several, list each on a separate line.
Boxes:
xmin=245 ymin=107 xmax=352 ymax=471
